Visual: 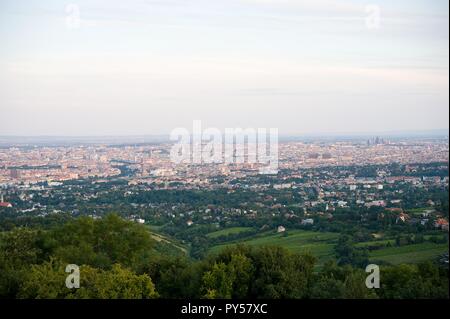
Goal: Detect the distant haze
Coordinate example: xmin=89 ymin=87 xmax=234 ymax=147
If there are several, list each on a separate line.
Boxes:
xmin=0 ymin=0 xmax=448 ymax=136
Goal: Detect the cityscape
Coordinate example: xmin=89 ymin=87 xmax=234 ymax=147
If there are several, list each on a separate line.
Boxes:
xmin=0 ymin=135 xmax=448 ymax=281
xmin=0 ymin=0 xmax=448 ymax=309
xmin=1 ymin=137 xmax=448 ymax=187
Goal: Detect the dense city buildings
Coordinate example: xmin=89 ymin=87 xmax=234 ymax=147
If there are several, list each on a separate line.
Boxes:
xmin=0 ymin=137 xmax=448 ymax=188
xmin=1 ymin=137 xmax=448 ymax=250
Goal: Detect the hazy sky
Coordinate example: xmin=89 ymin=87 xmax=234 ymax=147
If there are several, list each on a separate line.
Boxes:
xmin=0 ymin=0 xmax=448 ymax=136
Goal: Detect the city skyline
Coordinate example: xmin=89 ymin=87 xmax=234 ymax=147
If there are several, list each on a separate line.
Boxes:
xmin=0 ymin=128 xmax=448 ymax=139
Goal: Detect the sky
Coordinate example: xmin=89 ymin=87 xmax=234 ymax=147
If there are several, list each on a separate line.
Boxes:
xmin=0 ymin=0 xmax=448 ymax=136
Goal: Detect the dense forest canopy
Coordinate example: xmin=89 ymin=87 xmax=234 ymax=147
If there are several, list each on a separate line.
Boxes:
xmin=0 ymin=214 xmax=447 ymax=299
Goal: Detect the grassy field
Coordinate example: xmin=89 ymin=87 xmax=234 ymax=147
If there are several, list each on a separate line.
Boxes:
xmin=208 ymin=230 xmax=339 ymax=264
xmin=208 ymin=229 xmax=448 ymax=266
xmin=150 ymin=223 xmax=448 ymax=266
xmin=369 ymin=242 xmax=448 ymax=265
xmin=206 ymin=227 xmax=254 ymax=239
xmin=355 ymin=239 xmax=395 ymax=248
xmin=146 ymin=225 xmax=189 ymax=255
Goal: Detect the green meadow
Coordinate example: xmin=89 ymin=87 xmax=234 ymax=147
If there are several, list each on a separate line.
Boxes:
xmin=206 ymin=227 xmax=254 ymax=239
xmin=208 ymin=229 xmax=448 ymax=266
xmin=369 ymin=242 xmax=448 ymax=265
xmin=208 ymin=230 xmax=339 ymax=264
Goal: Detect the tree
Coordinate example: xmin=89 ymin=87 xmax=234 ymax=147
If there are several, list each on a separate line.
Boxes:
xmin=18 ymin=259 xmax=158 ymax=299
xmin=200 ymin=251 xmax=254 ymax=299
xmin=147 ymin=256 xmax=198 ymax=299
xmin=378 ymin=263 xmax=449 ymax=299
xmin=227 ymin=253 xmax=254 ymax=299
xmin=76 ymin=264 xmax=158 ymax=299
xmin=18 ymin=258 xmax=68 ymax=299
xmin=48 ymin=214 xmax=155 ymax=269
xmin=310 ymin=261 xmax=377 ymax=299
xmin=202 ymin=262 xmax=234 ymax=299
xmin=0 ymin=228 xmax=43 ymax=297
xmin=335 ymin=235 xmax=369 ymax=268
xmin=250 ymin=246 xmax=315 ymax=299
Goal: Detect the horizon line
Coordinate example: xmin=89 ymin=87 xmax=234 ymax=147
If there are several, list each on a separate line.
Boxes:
xmin=0 ymin=128 xmax=448 ymax=139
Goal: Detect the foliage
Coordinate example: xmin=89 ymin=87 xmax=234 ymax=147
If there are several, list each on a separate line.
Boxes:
xmin=18 ymin=259 xmax=158 ymax=299
xmin=0 ymin=215 xmax=448 ymax=299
